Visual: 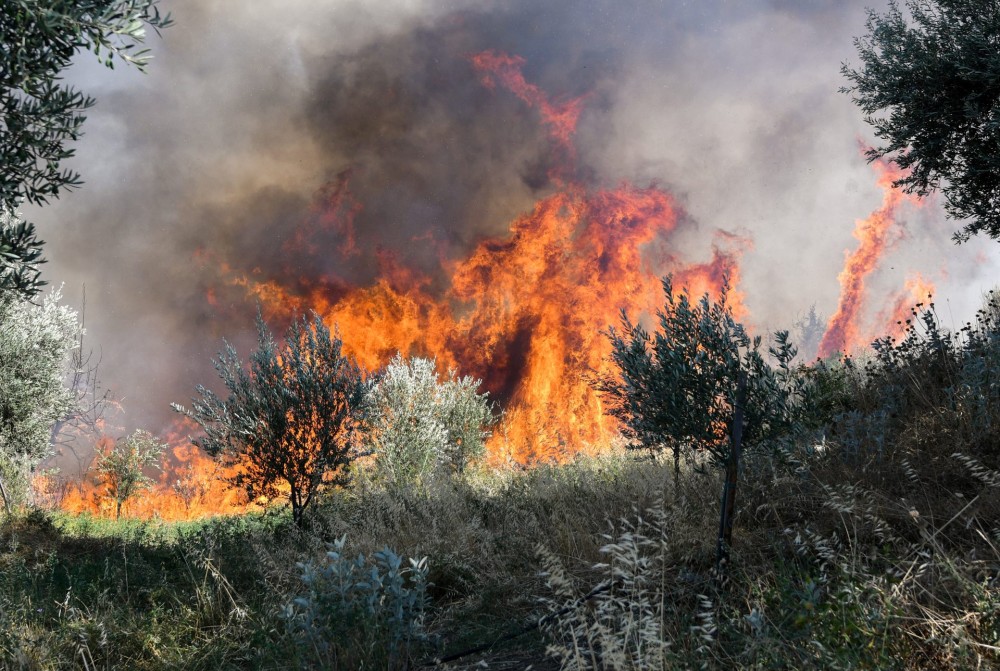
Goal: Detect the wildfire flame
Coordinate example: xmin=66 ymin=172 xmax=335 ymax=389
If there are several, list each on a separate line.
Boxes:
xmin=818 ymin=157 xmax=923 ymax=357
xmin=470 ymin=50 xmax=585 ymax=156
xmin=225 ymin=52 xmax=744 ymax=465
xmin=41 ymin=418 xmax=250 ymax=521
xmin=52 ymin=53 xmax=933 ymax=521
xmin=881 ymin=273 xmax=936 ymax=340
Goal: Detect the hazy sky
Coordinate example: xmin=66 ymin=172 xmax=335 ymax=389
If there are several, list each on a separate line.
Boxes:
xmin=23 ymin=0 xmax=1000 ymax=437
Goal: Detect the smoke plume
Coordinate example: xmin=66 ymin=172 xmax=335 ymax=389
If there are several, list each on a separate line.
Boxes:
xmin=23 ymin=0 xmax=1000 ymax=454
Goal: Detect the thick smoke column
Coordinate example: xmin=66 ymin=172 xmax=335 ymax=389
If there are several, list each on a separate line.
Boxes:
xmin=24 ymin=0 xmax=1000 ymax=454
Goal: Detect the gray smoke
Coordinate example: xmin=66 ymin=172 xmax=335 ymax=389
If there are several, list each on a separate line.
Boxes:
xmin=23 ymin=0 xmax=1000 ymax=443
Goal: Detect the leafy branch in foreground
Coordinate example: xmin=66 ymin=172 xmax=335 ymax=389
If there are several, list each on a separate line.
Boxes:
xmin=0 ymin=0 xmax=172 ymax=296
xmin=843 ymin=0 xmax=1000 ymax=242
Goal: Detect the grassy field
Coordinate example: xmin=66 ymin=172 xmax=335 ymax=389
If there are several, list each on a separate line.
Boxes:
xmin=2 ymin=439 xmax=999 ymax=670
xmin=4 ymin=301 xmax=1000 ymax=669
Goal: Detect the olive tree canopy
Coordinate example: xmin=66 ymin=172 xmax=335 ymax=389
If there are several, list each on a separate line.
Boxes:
xmin=0 ymin=0 xmax=171 ymax=296
xmin=843 ymin=0 xmax=1000 ymax=242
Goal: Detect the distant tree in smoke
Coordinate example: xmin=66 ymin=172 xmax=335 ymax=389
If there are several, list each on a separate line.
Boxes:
xmin=173 ymin=312 xmax=368 ymax=527
xmin=844 ymin=0 xmax=1000 ymax=242
xmin=0 ymin=278 xmax=79 ymax=511
xmin=0 ymin=0 xmax=171 ymax=297
xmin=793 ymin=305 xmax=827 ymax=361
xmin=97 ymin=429 xmax=164 ymax=519
xmin=365 ymin=355 xmax=493 ymax=484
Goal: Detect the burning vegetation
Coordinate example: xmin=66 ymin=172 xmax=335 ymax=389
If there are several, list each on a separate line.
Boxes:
xmin=7 ymin=2 xmax=1000 ymax=670
xmin=39 ymin=50 xmax=938 ymax=523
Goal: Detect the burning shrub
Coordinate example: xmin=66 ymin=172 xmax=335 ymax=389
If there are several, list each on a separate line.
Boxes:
xmin=365 ymin=355 xmax=493 ymax=484
xmin=0 ymin=284 xmax=79 ymax=512
xmin=173 ymin=312 xmax=367 ymax=527
xmin=96 ymin=429 xmax=165 ymax=519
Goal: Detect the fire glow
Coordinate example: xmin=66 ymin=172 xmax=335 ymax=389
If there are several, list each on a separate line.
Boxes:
xmin=51 ymin=52 xmax=930 ymax=520
xmin=230 ymin=52 xmax=744 ymax=466
xmin=818 ymin=157 xmax=929 ymax=357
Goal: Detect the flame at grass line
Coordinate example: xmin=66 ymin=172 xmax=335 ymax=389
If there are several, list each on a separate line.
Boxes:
xmin=818 ymin=158 xmax=924 ymax=357
xmin=220 ymin=52 xmax=746 ymax=466
xmin=46 ymin=52 xmax=931 ymax=521
xmin=42 ymin=419 xmax=253 ymax=521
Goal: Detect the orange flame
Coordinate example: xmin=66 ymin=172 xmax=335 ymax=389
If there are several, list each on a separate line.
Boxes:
xmin=881 ymin=273 xmax=936 ymax=340
xmin=226 ymin=54 xmax=746 ymax=464
xmin=53 ymin=419 xmax=251 ymax=521
xmin=240 ymin=186 xmax=707 ymax=464
xmin=51 ymin=51 xmax=755 ymax=519
xmin=818 ymin=157 xmax=921 ymax=357
xmin=470 ymin=50 xmax=586 ymax=152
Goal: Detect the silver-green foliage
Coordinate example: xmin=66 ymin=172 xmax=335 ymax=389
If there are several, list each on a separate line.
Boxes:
xmin=367 ymin=355 xmax=493 ymax=482
xmin=284 ymin=536 xmax=432 ymax=669
xmin=539 ymin=505 xmax=679 ymax=670
xmin=0 ymin=283 xmax=78 ymax=510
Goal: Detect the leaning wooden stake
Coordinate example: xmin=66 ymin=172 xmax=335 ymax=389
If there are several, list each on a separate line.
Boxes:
xmin=716 ymin=369 xmax=748 ymax=573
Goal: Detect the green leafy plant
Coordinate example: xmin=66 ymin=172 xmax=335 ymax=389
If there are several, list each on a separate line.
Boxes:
xmin=174 ymin=312 xmax=368 ymax=527
xmin=843 ymin=0 xmax=1000 ymax=242
xmin=596 ymin=275 xmax=807 ymax=562
xmin=283 ymin=536 xmax=432 ymax=669
xmin=366 ymin=355 xmax=493 ymax=484
xmin=598 ymin=276 xmax=803 ymax=468
xmin=0 ymin=1 xmax=171 ymax=297
xmin=96 ymin=429 xmax=165 ymax=519
xmin=0 ymin=286 xmax=79 ymax=511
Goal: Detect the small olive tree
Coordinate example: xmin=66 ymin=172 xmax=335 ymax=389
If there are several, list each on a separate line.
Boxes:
xmin=174 ymin=312 xmax=367 ymax=527
xmin=0 ymin=282 xmax=79 ymax=511
xmin=597 ymin=276 xmax=805 ymax=565
xmin=97 ymin=429 xmax=164 ymax=519
xmin=365 ymin=355 xmax=493 ymax=484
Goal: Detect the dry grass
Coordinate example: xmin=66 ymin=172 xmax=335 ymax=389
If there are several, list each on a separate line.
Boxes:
xmin=0 ymin=439 xmax=998 ymax=670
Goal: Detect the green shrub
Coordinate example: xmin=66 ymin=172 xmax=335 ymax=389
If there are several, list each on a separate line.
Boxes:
xmin=365 ymin=355 xmax=493 ymax=484
xmin=813 ymin=289 xmax=1000 ymax=479
xmin=597 ymin=275 xmax=807 ymax=470
xmin=97 ymin=429 xmax=166 ymax=519
xmin=0 ymin=285 xmax=79 ymax=511
xmin=175 ymin=311 xmax=368 ymax=527
xmin=283 ymin=536 xmax=433 ymax=669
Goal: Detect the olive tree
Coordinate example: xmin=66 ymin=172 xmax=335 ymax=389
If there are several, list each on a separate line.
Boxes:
xmin=365 ymin=355 xmax=493 ymax=483
xmin=0 ymin=275 xmax=79 ymax=511
xmin=844 ymin=0 xmax=1000 ymax=242
xmin=1 ymin=0 xmax=171 ymax=296
xmin=97 ymin=428 xmax=164 ymax=519
xmin=597 ymin=276 xmax=805 ymax=565
xmin=174 ymin=313 xmax=367 ymax=527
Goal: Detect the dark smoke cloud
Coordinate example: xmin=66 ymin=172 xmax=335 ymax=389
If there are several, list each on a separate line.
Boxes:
xmin=24 ymin=0 xmax=1000 ymax=443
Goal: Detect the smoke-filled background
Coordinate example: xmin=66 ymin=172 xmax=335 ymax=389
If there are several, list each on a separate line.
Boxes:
xmin=22 ymin=0 xmax=1000 ymax=452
